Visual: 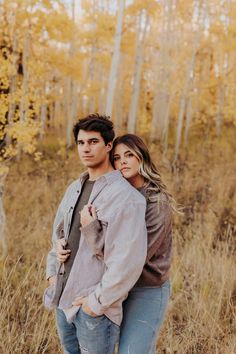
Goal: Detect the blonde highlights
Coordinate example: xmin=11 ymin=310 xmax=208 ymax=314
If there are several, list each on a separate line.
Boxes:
xmin=112 ymin=134 xmax=179 ymax=213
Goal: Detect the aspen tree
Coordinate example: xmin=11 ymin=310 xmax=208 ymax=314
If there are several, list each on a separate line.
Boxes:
xmin=105 ymin=0 xmax=125 ymax=117
xmin=174 ymin=0 xmax=206 ymax=162
xmin=128 ymin=9 xmax=149 ymax=133
xmin=66 ymin=0 xmax=76 ymax=148
xmin=150 ymin=0 xmax=173 ymax=145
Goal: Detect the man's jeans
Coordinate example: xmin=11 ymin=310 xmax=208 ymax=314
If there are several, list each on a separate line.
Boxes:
xmin=118 ymin=281 xmax=171 ymax=354
xmin=56 ymin=308 xmax=120 ymax=354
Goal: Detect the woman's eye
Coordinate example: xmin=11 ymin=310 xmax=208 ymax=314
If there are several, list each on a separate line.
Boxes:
xmin=113 ymin=156 xmax=120 ymax=161
xmin=127 ymin=153 xmax=134 ymax=158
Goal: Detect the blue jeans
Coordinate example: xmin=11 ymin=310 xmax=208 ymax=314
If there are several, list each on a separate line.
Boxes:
xmin=56 ymin=308 xmax=120 ymax=354
xmin=118 ymin=281 xmax=171 ymax=354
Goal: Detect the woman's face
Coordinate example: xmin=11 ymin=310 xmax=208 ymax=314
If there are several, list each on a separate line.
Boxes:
xmin=113 ymin=143 xmax=141 ymax=182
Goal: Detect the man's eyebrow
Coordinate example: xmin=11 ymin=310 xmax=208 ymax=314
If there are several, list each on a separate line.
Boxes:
xmin=77 ymin=138 xmax=100 ymax=142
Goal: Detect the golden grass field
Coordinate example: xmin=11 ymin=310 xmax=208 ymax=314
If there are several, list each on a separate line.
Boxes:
xmin=0 ymin=130 xmax=235 ymax=353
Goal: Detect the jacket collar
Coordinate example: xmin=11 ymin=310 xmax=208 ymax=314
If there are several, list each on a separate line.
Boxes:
xmin=79 ymin=169 xmax=122 ymax=186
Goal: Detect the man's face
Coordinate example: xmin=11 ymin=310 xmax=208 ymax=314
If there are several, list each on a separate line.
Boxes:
xmin=76 ymin=130 xmax=112 ymax=168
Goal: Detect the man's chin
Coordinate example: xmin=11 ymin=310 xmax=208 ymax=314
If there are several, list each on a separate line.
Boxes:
xmin=83 ymin=161 xmax=99 ymax=168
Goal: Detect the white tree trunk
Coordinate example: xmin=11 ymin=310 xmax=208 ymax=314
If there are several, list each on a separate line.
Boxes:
xmin=216 ymin=84 xmax=225 ymax=136
xmin=66 ymin=0 xmax=77 ymax=148
xmin=105 ymin=0 xmax=125 ymax=117
xmin=40 ymin=102 xmax=47 ymax=139
xmin=128 ymin=10 xmax=149 ymax=133
xmin=115 ymin=54 xmax=125 ymax=134
xmin=19 ymin=33 xmax=30 ymax=122
xmin=7 ymin=34 xmax=18 ymax=145
xmin=174 ymin=0 xmax=206 ymax=162
xmin=150 ymin=0 xmax=173 ymax=143
xmin=184 ymin=97 xmax=193 ymax=145
xmin=173 ymin=31 xmax=201 ymax=162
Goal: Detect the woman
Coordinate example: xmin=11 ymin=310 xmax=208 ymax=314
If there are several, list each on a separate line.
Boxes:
xmin=57 ymin=134 xmax=174 ymax=354
xmin=111 ymin=134 xmax=173 ymax=354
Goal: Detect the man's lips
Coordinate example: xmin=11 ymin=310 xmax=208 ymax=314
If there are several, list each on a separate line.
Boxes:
xmin=82 ymin=156 xmax=93 ymax=159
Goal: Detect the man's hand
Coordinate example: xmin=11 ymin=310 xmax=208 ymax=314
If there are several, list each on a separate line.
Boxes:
xmin=56 ymin=238 xmax=71 ymax=263
xmin=72 ymin=296 xmax=98 ymax=317
xmin=80 ymin=204 xmax=97 ymax=227
xmin=48 ymin=275 xmax=56 ymax=286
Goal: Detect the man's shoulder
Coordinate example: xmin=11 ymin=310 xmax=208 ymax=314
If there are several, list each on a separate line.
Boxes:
xmin=63 ymin=174 xmax=85 ymax=198
xmin=109 ymin=177 xmax=146 ymax=205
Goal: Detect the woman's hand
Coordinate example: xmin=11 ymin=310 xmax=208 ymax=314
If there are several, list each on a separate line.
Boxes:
xmin=56 ymin=238 xmax=71 ymax=263
xmin=80 ymin=204 xmax=97 ymax=227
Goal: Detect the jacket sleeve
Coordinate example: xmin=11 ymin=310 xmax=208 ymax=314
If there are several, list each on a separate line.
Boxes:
xmin=145 ymin=199 xmax=172 ymax=262
xmin=46 ymin=203 xmax=64 ymax=280
xmin=87 ymin=201 xmax=147 ymax=315
xmin=45 ymin=178 xmax=75 ymax=280
xmin=81 ymin=219 xmax=105 ymax=258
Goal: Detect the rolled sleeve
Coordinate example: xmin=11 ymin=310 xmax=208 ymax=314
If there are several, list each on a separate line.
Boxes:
xmin=87 ymin=201 xmax=147 ymax=315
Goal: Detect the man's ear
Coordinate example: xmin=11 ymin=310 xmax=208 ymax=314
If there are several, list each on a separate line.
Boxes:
xmin=106 ymin=141 xmax=113 ymax=152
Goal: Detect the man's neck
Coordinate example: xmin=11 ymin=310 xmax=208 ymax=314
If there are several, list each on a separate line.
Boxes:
xmin=88 ymin=162 xmax=114 ymax=181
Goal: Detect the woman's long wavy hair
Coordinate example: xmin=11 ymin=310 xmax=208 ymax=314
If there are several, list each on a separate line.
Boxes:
xmin=112 ymin=134 xmax=179 ymax=212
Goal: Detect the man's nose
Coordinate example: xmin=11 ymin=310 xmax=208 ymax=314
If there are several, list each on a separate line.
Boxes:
xmin=82 ymin=142 xmax=91 ymax=152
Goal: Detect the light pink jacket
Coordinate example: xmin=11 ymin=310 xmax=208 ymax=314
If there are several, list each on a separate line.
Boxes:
xmin=44 ymin=170 xmax=147 ymax=325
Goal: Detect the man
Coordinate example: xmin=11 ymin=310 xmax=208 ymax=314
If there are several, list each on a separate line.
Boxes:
xmin=44 ymin=114 xmax=147 ymax=354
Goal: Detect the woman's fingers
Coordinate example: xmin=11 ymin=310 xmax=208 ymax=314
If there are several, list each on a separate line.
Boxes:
xmin=57 ymin=252 xmax=70 ymax=263
xmin=90 ymin=205 xmax=97 ymax=219
xmin=56 ymin=238 xmax=71 ymax=263
xmin=80 ymin=204 xmax=97 ymax=227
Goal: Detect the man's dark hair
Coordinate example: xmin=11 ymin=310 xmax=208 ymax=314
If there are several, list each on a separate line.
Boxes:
xmin=73 ymin=113 xmax=115 ymax=145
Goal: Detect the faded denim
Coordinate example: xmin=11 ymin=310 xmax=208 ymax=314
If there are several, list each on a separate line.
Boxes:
xmin=56 ymin=308 xmax=119 ymax=354
xmin=118 ymin=281 xmax=171 ymax=354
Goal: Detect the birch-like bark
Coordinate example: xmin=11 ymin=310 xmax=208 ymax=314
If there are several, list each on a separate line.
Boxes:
xmin=174 ymin=0 xmax=206 ymax=162
xmin=216 ymin=84 xmax=225 ymax=136
xmin=184 ymin=97 xmax=193 ymax=146
xmin=128 ymin=10 xmax=149 ymax=133
xmin=105 ymin=0 xmax=125 ymax=117
xmin=150 ymin=0 xmax=173 ymax=143
xmin=115 ymin=54 xmax=125 ymax=134
xmin=7 ymin=35 xmax=18 ymax=145
xmin=40 ymin=102 xmax=47 ymax=139
xmin=66 ymin=0 xmax=77 ymax=148
xmin=19 ymin=33 xmax=30 ymax=122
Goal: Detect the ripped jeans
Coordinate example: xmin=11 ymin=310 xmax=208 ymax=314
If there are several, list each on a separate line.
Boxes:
xmin=56 ymin=307 xmax=120 ymax=354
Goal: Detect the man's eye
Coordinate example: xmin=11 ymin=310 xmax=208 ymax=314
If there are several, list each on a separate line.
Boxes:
xmin=91 ymin=140 xmax=98 ymax=144
xmin=77 ymin=141 xmax=83 ymax=145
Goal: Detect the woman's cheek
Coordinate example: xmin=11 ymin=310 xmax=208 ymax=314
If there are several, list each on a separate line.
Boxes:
xmin=114 ymin=161 xmax=120 ymax=170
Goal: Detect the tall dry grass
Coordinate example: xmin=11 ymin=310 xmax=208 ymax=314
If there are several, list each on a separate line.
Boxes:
xmin=0 ymin=131 xmax=235 ymax=353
